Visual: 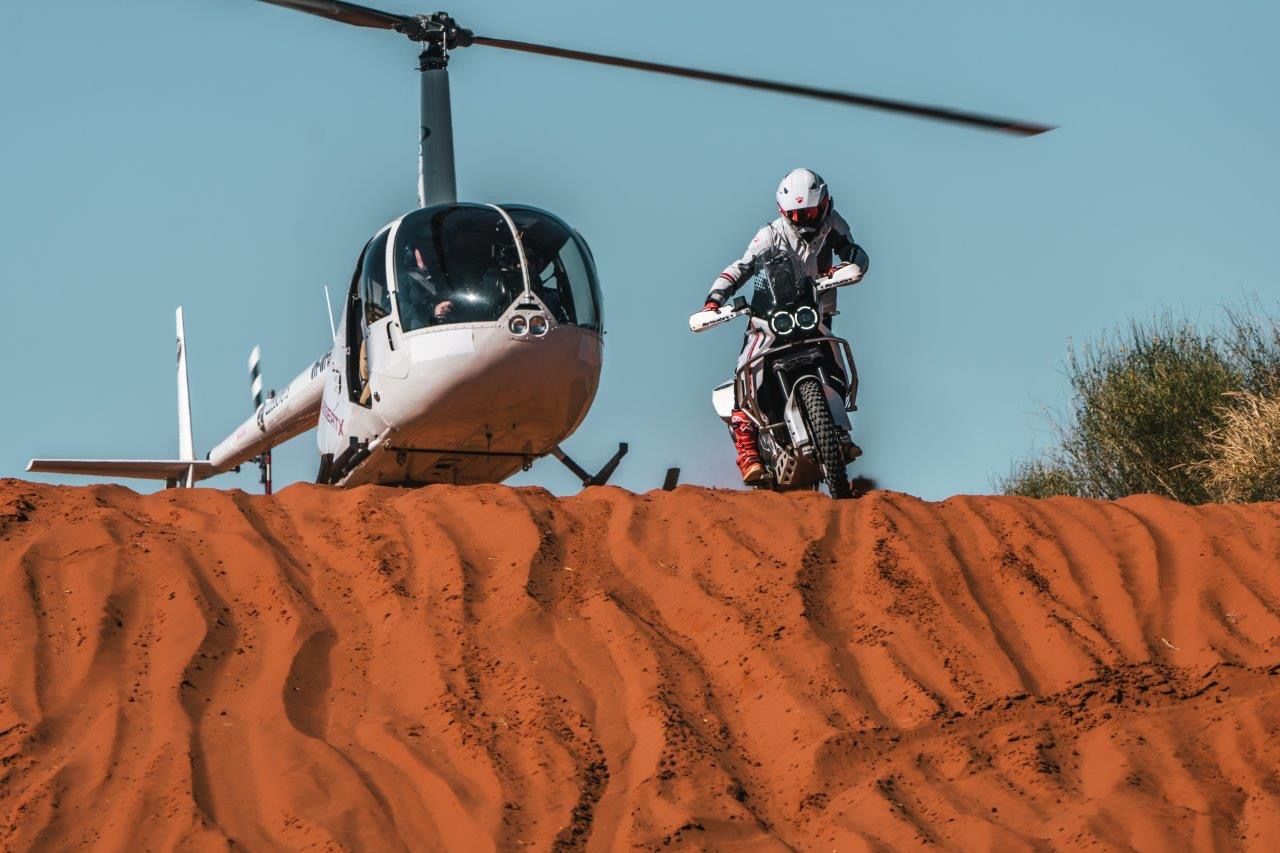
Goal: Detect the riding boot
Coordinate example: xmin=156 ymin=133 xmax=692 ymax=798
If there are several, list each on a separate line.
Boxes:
xmin=729 ymin=409 xmax=765 ymax=484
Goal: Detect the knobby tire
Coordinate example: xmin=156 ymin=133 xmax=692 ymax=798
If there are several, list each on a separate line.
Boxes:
xmin=797 ymin=378 xmax=852 ymax=499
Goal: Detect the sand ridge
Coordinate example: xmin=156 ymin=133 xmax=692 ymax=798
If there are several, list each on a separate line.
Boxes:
xmin=1 ymin=480 xmax=1279 ymax=850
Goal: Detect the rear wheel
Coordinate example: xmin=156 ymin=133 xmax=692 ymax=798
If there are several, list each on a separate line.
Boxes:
xmin=797 ymin=378 xmax=852 ymax=499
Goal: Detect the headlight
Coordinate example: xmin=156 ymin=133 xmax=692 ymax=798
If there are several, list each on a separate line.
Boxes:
xmin=795 ymin=306 xmax=819 ymax=330
xmin=509 ymin=315 xmax=528 ymax=335
xmin=771 ymin=312 xmax=796 ymax=335
xmin=529 ymin=314 xmax=549 ymax=336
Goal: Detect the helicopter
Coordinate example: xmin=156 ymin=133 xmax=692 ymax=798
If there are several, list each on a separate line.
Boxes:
xmin=28 ymin=0 xmax=1052 ymax=493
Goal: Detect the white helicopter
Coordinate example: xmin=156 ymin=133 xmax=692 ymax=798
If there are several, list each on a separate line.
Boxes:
xmin=28 ymin=0 xmax=1052 ymax=493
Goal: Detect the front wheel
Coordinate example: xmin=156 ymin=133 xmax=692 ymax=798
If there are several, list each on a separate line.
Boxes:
xmin=796 ymin=378 xmax=853 ymax=499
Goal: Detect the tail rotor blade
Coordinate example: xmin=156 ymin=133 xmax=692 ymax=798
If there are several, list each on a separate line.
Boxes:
xmin=249 ymin=345 xmax=264 ymax=410
xmin=473 ymin=36 xmax=1054 ymax=136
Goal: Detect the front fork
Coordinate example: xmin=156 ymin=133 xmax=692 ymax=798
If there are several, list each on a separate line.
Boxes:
xmin=780 ymin=371 xmax=852 ymax=452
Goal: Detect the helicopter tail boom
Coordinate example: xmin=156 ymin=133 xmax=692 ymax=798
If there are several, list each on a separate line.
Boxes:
xmin=206 ymin=352 xmax=328 ymax=475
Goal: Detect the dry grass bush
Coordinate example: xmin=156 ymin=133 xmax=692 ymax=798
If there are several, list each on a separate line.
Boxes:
xmin=999 ymin=301 xmax=1280 ymax=504
xmin=1195 ymin=392 xmax=1280 ymax=503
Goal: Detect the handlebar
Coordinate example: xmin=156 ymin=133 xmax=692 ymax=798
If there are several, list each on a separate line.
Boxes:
xmin=689 ymin=266 xmax=862 ymax=333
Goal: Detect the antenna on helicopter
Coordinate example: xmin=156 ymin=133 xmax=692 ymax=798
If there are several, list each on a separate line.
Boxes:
xmin=323 ymin=285 xmax=337 ymax=340
xmin=254 ymin=0 xmax=1055 ymax=209
xmin=248 ymin=345 xmax=273 ymax=495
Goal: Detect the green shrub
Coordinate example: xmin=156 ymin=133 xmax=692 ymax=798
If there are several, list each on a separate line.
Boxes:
xmin=1060 ymin=319 xmax=1241 ymax=502
xmin=997 ymin=459 xmax=1082 ymax=499
xmin=1003 ymin=304 xmax=1280 ymax=504
xmin=1222 ymin=301 xmax=1280 ymax=394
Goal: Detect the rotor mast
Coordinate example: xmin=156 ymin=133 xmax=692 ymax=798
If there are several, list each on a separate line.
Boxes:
xmin=403 ymin=14 xmax=471 ymax=207
xmin=418 ymin=56 xmax=454 ymax=206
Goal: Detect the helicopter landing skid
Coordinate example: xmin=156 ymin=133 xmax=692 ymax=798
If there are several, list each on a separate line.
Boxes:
xmin=552 ymin=443 xmax=629 ymax=488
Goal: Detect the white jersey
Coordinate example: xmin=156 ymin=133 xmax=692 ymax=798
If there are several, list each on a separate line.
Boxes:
xmin=708 ymin=211 xmax=869 ymax=316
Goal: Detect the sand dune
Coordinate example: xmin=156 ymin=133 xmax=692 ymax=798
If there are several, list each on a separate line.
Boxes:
xmin=1 ymin=479 xmax=1279 ymax=850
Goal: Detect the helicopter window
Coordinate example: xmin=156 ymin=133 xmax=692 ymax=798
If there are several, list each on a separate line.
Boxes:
xmin=393 ymin=206 xmax=524 ymax=331
xmin=505 ymin=206 xmax=602 ymax=331
xmin=360 ymin=229 xmax=392 ymax=324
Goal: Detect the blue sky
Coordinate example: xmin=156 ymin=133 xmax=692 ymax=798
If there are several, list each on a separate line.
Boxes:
xmin=3 ymin=1 xmax=1278 ymax=497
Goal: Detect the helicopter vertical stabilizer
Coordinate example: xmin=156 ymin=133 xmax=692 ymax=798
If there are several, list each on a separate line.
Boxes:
xmin=175 ymin=307 xmax=197 ymax=487
xmin=26 ymin=307 xmax=216 ymax=486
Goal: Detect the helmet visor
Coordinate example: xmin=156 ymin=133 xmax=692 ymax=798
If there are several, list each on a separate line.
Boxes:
xmin=783 ymin=197 xmax=829 ymax=229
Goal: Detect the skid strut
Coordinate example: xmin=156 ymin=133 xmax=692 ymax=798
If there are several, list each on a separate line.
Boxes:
xmin=552 ymin=443 xmax=628 ymax=488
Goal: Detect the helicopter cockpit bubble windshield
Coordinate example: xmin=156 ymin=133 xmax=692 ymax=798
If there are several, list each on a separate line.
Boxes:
xmin=393 ymin=205 xmax=525 ymax=330
xmin=390 ymin=203 xmax=603 ymax=333
xmin=504 ymin=206 xmax=603 ymax=332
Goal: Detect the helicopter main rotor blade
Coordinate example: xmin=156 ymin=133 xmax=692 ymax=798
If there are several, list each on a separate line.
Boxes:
xmin=473 ymin=36 xmax=1054 ymax=137
xmin=255 ymin=0 xmax=409 ymax=30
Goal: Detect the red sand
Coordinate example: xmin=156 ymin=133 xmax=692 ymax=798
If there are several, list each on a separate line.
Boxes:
xmin=1 ymin=479 xmax=1279 ymax=850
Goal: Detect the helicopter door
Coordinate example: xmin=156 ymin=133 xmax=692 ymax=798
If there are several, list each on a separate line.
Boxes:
xmin=362 ymin=230 xmax=409 ymax=384
xmin=346 ymin=229 xmax=406 ymax=407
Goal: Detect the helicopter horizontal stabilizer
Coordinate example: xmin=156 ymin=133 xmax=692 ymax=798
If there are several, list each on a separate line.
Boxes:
xmin=26 ymin=459 xmax=215 ymax=483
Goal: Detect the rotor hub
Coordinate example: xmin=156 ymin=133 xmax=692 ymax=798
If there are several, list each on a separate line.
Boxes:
xmin=395 ymin=12 xmax=473 ymax=68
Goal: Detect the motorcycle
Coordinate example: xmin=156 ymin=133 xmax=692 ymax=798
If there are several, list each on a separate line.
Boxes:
xmin=689 ymin=248 xmax=863 ymax=498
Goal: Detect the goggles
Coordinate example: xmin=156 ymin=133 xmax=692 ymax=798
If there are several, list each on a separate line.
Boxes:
xmin=782 ymin=197 xmax=829 ymax=228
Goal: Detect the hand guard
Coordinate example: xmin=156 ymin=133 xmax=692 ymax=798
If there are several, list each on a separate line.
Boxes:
xmin=827 ymin=263 xmax=864 ymax=285
xmin=703 ymin=299 xmax=722 ymax=312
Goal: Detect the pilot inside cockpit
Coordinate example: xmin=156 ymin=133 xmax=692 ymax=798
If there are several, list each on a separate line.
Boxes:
xmin=396 ymin=244 xmax=457 ymax=328
xmin=390 ymin=204 xmax=599 ymax=333
xmin=484 ymin=239 xmax=525 ymax=300
xmin=395 ymin=211 xmax=524 ymax=330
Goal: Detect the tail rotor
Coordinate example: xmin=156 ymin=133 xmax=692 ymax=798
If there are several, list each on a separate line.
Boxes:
xmin=249 ymin=346 xmax=273 ymax=495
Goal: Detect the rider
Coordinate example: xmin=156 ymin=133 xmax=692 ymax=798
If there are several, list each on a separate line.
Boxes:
xmin=702 ymin=168 xmax=869 ymax=484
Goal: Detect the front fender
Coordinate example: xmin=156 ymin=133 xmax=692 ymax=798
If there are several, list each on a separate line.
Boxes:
xmin=783 ymin=376 xmax=851 ymax=449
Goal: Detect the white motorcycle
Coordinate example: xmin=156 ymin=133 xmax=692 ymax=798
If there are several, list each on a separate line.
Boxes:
xmin=690 ymin=249 xmax=863 ymax=498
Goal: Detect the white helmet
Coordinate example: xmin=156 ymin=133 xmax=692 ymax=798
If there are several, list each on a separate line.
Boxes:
xmin=776 ymin=168 xmax=831 ymax=234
